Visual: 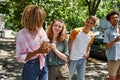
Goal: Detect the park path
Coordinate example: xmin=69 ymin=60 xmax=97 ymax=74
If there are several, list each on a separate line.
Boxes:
xmin=0 ymin=38 xmax=108 ymax=80
xmin=0 ymin=38 xmax=23 ymax=80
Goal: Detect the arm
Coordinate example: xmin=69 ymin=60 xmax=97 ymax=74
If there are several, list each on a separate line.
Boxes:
xmin=83 ymin=44 xmax=91 ymax=58
xmin=104 ymin=29 xmax=120 ymax=49
xmin=68 ymin=28 xmax=78 ymax=55
xmin=105 ymin=36 xmax=120 ymax=49
xmin=51 ymin=43 xmax=68 ymax=61
xmin=25 ymin=43 xmax=51 ymax=61
xmin=53 ymin=48 xmax=68 ymax=61
xmin=67 ymin=39 xmax=74 ymax=63
xmin=25 ymin=46 xmax=48 ymax=61
xmin=83 ymin=33 xmax=94 ymax=59
xmin=68 ymin=39 xmax=74 ymax=55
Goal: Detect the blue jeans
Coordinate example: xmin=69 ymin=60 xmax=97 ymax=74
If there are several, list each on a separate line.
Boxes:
xmin=69 ymin=59 xmax=86 ymax=80
xmin=22 ymin=58 xmax=48 ymax=80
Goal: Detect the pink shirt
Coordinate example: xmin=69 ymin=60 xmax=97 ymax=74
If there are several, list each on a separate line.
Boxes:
xmin=16 ymin=27 xmax=48 ymax=69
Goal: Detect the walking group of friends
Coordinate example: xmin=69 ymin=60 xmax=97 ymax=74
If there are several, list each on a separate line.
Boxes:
xmin=15 ymin=4 xmax=120 ymax=80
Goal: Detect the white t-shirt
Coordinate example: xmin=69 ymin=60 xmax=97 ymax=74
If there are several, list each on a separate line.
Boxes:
xmin=69 ymin=28 xmax=94 ymax=60
xmin=70 ymin=32 xmax=91 ymax=60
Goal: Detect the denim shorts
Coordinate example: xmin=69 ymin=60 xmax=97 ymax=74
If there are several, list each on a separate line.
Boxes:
xmin=22 ymin=58 xmax=48 ymax=80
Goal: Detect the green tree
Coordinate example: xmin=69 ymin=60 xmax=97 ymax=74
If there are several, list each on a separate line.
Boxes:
xmin=4 ymin=0 xmax=33 ymax=31
xmin=2 ymin=0 xmax=120 ymax=32
xmin=42 ymin=0 xmax=87 ymax=31
xmin=4 ymin=0 xmax=88 ymax=31
xmin=97 ymin=0 xmax=120 ymax=18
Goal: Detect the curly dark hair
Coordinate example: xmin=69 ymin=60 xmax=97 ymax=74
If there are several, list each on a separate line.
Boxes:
xmin=106 ymin=10 xmax=119 ymax=21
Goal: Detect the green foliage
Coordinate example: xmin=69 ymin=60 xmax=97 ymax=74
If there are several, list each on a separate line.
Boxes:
xmin=4 ymin=0 xmax=33 ymax=31
xmin=97 ymin=0 xmax=120 ymax=18
xmin=41 ymin=0 xmax=87 ymax=31
xmin=1 ymin=0 xmax=120 ymax=32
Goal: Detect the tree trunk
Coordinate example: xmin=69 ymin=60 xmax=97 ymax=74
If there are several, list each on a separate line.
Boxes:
xmin=85 ymin=0 xmax=101 ymax=16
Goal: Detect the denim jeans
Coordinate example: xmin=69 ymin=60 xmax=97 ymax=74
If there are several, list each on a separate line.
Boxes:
xmin=69 ymin=59 xmax=86 ymax=80
xmin=22 ymin=58 xmax=48 ymax=80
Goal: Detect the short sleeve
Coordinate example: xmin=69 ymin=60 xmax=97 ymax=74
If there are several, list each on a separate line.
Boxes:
xmin=103 ymin=29 xmax=109 ymax=44
xmin=89 ymin=34 xmax=94 ymax=45
xmin=69 ymin=28 xmax=81 ymax=40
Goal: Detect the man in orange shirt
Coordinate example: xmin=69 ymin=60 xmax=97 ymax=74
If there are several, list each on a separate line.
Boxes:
xmin=68 ymin=16 xmax=99 ymax=80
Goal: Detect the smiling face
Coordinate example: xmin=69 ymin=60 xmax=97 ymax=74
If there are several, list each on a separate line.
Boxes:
xmin=47 ymin=19 xmax=66 ymax=41
xmin=84 ymin=19 xmax=95 ymax=29
xmin=109 ymin=14 xmax=119 ymax=26
xmin=52 ymin=21 xmax=63 ymax=35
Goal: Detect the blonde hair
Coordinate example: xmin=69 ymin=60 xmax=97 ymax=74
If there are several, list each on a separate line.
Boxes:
xmin=47 ymin=19 xmax=67 ymax=42
xmin=21 ymin=5 xmax=46 ymax=30
xmin=86 ymin=16 xmax=99 ymax=27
